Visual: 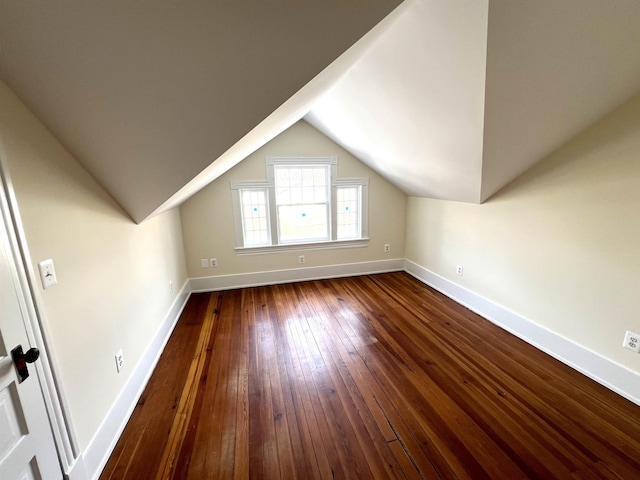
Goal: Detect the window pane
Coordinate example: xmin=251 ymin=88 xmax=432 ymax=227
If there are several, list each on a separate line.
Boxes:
xmin=278 ymin=204 xmax=328 ymax=242
xmin=301 ymin=168 xmax=313 ymax=186
xmin=290 ymin=186 xmax=302 ymax=204
xmin=290 ymin=168 xmax=302 ymax=187
xmin=337 ymin=186 xmax=360 ymax=240
xmin=275 ymin=187 xmax=289 ymax=205
xmin=313 ymin=168 xmax=327 ymax=202
xmin=275 ymin=168 xmax=289 ymax=186
xmin=275 ymin=165 xmax=328 ymax=205
xmin=302 ymin=182 xmax=314 ymax=203
xmin=314 ymin=168 xmax=326 ymax=187
xmin=240 ymin=189 xmax=270 ymax=246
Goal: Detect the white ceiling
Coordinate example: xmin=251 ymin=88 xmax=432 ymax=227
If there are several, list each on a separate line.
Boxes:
xmin=307 ymin=0 xmax=489 ymax=203
xmin=0 ymin=0 xmax=401 ymax=222
xmin=306 ymin=0 xmax=640 ymax=204
xmin=1 ymin=1 xmax=640 ymax=222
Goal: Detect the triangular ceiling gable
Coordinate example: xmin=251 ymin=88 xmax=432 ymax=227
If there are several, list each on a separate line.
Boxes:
xmin=0 ymin=0 xmax=402 ymax=222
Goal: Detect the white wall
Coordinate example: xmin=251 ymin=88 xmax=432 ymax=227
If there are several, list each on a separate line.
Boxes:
xmin=180 ymin=120 xmax=407 ymax=282
xmin=406 ymin=92 xmax=640 ymax=375
xmin=0 ymin=79 xmax=188 ymax=451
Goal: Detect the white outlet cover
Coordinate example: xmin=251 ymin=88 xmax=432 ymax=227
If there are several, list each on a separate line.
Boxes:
xmin=200 ymin=259 xmax=208 ymax=268
xmin=115 ymin=349 xmax=124 ymax=373
xmin=38 ymin=259 xmax=57 ymax=289
xmin=623 ymin=331 xmax=640 ymax=353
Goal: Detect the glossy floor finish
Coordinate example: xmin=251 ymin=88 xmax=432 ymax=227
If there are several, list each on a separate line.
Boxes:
xmin=100 ymin=272 xmax=640 ymax=479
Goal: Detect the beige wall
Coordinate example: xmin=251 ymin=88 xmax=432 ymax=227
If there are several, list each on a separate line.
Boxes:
xmin=0 ymin=80 xmax=188 ymax=450
xmin=406 ymin=93 xmax=640 ymax=373
xmin=181 ymin=120 xmax=407 ymax=278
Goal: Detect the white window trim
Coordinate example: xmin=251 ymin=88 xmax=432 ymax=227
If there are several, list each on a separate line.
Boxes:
xmin=230 ymin=156 xmax=369 ymax=254
xmin=235 ymin=238 xmax=370 ymax=255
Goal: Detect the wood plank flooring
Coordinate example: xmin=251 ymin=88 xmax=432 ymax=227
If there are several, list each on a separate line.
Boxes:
xmin=100 ymin=272 xmax=640 ymax=479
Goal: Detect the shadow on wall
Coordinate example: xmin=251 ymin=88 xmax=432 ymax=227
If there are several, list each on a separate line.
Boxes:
xmin=489 ymin=91 xmax=640 ymax=206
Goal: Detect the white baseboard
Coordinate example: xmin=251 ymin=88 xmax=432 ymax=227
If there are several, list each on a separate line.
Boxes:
xmin=190 ymin=258 xmax=405 ymax=292
xmin=63 ymin=456 xmax=88 ymax=480
xmin=404 ymin=259 xmax=640 ymax=407
xmin=81 ymin=279 xmax=191 ymax=480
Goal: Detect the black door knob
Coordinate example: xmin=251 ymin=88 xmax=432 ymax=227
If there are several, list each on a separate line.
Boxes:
xmin=11 ymin=345 xmax=40 ymax=383
xmin=22 ymin=347 xmax=40 ymax=363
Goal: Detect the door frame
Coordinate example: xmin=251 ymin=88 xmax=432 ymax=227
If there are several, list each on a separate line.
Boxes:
xmin=0 ymin=145 xmax=81 ymax=477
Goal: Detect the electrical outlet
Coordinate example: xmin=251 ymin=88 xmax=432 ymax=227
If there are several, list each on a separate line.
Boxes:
xmin=456 ymin=265 xmax=464 ymax=276
xmin=623 ymin=331 xmax=640 ymax=353
xmin=169 ymin=280 xmax=173 ymax=293
xmin=210 ymin=258 xmax=218 ymax=268
xmin=384 ymin=244 xmax=390 ymax=252
xmin=115 ymin=350 xmax=124 ymax=373
xmin=200 ymin=259 xmax=208 ymax=268
xmin=299 ymin=255 xmax=305 ymax=264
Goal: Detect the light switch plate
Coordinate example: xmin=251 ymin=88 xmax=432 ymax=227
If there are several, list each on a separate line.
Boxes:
xmin=38 ymin=259 xmax=57 ymax=289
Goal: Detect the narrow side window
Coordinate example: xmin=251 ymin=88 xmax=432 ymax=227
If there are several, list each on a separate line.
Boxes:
xmin=336 ymin=185 xmax=361 ymax=240
xmin=239 ymin=188 xmax=271 ymax=246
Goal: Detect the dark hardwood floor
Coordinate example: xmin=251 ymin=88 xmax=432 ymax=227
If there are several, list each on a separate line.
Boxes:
xmin=100 ymin=272 xmax=640 ymax=479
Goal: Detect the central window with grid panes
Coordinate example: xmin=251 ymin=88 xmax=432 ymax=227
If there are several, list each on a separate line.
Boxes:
xmin=231 ymin=156 xmax=368 ymax=252
xmin=275 ymin=164 xmax=330 ymax=243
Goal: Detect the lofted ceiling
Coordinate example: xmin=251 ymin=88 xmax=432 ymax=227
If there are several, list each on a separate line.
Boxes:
xmin=307 ymin=0 xmax=640 ymax=203
xmin=1 ymin=1 xmax=640 ymax=223
xmin=307 ymin=0 xmax=489 ymax=203
xmin=0 ymin=0 xmax=402 ymax=222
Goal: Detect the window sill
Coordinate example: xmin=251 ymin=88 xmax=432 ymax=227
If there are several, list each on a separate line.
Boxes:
xmin=235 ymin=238 xmax=369 ymax=256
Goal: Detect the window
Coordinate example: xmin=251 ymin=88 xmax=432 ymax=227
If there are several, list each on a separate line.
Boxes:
xmin=275 ymin=164 xmax=330 ymax=243
xmin=336 ymin=185 xmax=360 ymax=240
xmin=240 ymin=189 xmax=270 ymax=247
xmin=231 ymin=156 xmax=368 ymax=253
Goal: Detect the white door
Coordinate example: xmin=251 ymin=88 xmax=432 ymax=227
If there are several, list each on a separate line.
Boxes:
xmin=0 ymin=207 xmax=60 ymax=478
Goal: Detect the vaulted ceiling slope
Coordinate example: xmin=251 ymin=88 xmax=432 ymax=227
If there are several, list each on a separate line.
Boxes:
xmin=307 ymin=0 xmax=640 ymax=203
xmin=2 ymin=1 xmax=640 ymax=223
xmin=0 ymin=0 xmax=402 ymax=223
